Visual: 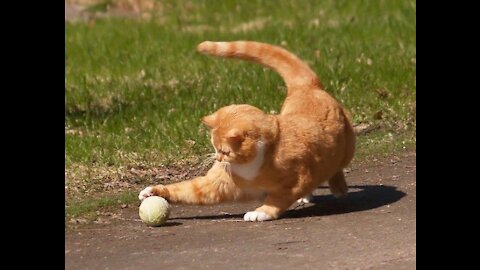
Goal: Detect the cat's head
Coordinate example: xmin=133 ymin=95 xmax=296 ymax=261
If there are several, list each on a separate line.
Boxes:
xmin=202 ymin=105 xmax=269 ymax=164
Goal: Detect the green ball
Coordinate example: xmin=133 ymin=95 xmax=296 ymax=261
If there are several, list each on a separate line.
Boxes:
xmin=139 ymin=196 xmax=170 ymax=226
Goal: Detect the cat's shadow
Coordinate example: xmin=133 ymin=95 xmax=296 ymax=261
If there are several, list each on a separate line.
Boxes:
xmin=283 ymin=185 xmax=406 ymax=219
xmin=171 ymin=185 xmax=406 ymax=220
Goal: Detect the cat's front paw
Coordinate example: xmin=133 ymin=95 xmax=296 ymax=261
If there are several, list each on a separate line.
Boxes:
xmin=138 ymin=185 xmax=170 ymax=201
xmin=138 ymin=187 xmax=155 ymax=201
xmin=243 ymin=211 xmax=273 ymax=222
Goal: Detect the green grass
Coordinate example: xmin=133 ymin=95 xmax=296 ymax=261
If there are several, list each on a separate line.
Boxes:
xmin=65 ymin=0 xmax=416 ymax=213
xmin=66 ymin=191 xmax=138 ymax=218
xmin=65 ymin=190 xmax=139 ymax=229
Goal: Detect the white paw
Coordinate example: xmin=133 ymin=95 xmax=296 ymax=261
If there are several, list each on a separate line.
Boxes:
xmin=296 ymin=193 xmax=314 ymax=204
xmin=138 ymin=187 xmax=154 ymax=201
xmin=243 ymin=211 xmax=272 ymax=222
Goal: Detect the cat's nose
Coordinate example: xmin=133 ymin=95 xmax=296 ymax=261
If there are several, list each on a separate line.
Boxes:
xmin=215 ymin=153 xmax=224 ymax=161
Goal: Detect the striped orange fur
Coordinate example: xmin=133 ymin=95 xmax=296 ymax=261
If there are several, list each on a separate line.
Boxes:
xmin=139 ymin=41 xmax=356 ymax=221
xmin=197 ymin=41 xmax=323 ymax=93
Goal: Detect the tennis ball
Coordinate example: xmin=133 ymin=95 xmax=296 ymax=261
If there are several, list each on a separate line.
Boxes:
xmin=139 ymin=196 xmax=170 ymax=226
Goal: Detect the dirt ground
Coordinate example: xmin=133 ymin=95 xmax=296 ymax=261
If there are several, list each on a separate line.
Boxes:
xmin=65 ymin=152 xmax=416 ymax=270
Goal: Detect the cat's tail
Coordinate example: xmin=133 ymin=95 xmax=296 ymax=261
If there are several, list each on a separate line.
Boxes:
xmin=197 ymin=41 xmax=323 ymax=94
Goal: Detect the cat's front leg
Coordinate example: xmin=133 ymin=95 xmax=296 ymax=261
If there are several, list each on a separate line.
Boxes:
xmin=243 ymin=210 xmax=274 ymax=221
xmin=138 ymin=162 xmax=253 ymax=205
xmin=244 ymin=192 xmax=296 ymax=222
xmin=138 ymin=185 xmax=169 ymax=201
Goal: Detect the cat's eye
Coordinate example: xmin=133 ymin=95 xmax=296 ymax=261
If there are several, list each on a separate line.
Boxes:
xmin=219 ymin=149 xmax=230 ymax=156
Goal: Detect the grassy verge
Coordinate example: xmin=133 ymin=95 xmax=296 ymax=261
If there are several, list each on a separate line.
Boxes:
xmin=65 ymin=0 xmax=416 ymax=224
xmin=66 ymin=191 xmax=138 ymax=220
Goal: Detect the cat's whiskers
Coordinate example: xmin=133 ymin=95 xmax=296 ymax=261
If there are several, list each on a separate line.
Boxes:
xmin=227 ymin=163 xmax=233 ymax=179
xmin=221 ymin=161 xmax=233 ymax=178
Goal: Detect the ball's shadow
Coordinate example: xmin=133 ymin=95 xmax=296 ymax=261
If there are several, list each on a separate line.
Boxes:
xmin=171 ymin=185 xmax=406 ymax=220
xmin=159 ymin=221 xmax=183 ymax=227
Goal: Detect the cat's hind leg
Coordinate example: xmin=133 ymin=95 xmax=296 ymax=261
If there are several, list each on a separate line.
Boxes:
xmin=328 ymin=170 xmax=348 ymax=198
xmin=296 ymin=193 xmax=314 ymax=204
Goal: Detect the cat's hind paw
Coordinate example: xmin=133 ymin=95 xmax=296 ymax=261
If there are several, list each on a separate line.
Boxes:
xmin=243 ymin=211 xmax=273 ymax=222
xmin=296 ymin=193 xmax=314 ymax=204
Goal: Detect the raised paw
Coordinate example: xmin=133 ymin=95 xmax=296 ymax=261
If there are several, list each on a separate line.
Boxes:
xmin=138 ymin=187 xmax=155 ymax=201
xmin=243 ymin=211 xmax=273 ymax=222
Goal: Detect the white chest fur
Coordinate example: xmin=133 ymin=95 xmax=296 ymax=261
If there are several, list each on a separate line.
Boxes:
xmin=231 ymin=141 xmax=265 ymax=181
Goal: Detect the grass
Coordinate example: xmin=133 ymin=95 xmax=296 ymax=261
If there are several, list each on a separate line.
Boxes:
xmin=66 ymin=191 xmax=138 ymax=218
xmin=65 ymin=0 xmax=416 ymax=220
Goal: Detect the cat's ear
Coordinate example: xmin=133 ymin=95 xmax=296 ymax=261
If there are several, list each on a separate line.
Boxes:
xmin=202 ymin=113 xmax=217 ymax=129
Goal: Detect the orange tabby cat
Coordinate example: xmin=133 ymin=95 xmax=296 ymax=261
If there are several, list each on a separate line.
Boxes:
xmin=139 ymin=41 xmax=355 ymax=221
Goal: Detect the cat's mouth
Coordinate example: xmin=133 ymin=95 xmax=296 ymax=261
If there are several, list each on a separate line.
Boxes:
xmin=211 ymin=152 xmax=232 ymax=169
